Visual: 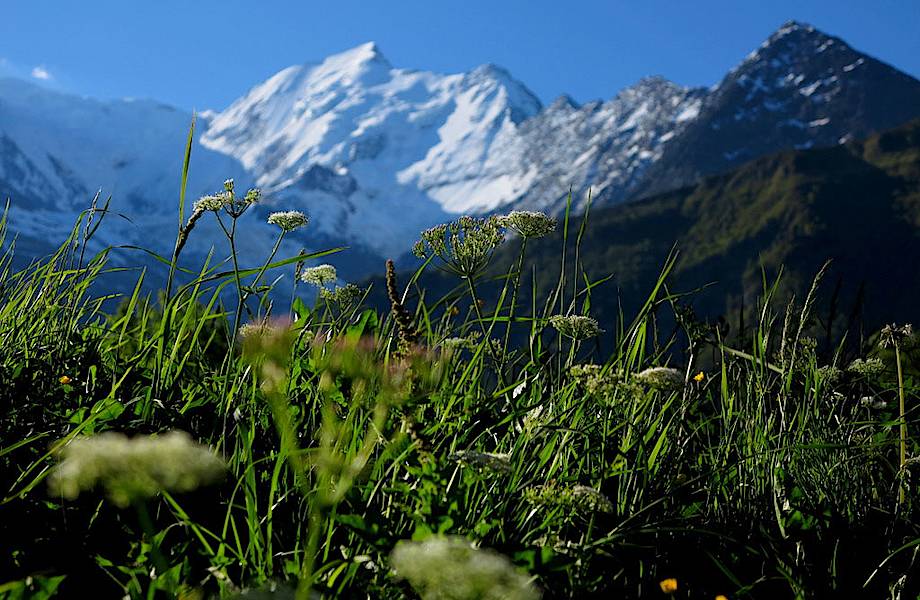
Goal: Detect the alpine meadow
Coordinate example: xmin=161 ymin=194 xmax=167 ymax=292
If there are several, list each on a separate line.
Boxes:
xmin=1 ymin=14 xmax=920 ymax=600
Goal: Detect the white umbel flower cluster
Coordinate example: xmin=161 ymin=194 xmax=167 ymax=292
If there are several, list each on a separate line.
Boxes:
xmin=48 ymin=430 xmax=226 ymax=507
xmin=390 ymin=536 xmax=540 ymax=600
xmin=192 ymin=179 xmax=261 ymax=217
xmin=634 ymin=367 xmax=684 ymax=391
xmin=193 ymin=193 xmax=228 ymax=213
xmin=301 ymin=264 xmax=337 ymax=287
xmin=847 ymin=357 xmax=885 ymax=378
xmin=548 ymin=315 xmax=603 ymax=340
xmin=320 ymin=283 xmax=363 ymax=306
xmin=267 ymin=211 xmax=309 ymax=232
xmin=413 ymin=215 xmax=506 ymax=277
xmin=499 ymin=210 xmax=556 ymax=239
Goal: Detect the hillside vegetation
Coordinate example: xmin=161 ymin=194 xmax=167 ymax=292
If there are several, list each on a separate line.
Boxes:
xmin=0 ymin=131 xmax=919 ymax=599
xmin=432 ymin=119 xmax=920 ymax=356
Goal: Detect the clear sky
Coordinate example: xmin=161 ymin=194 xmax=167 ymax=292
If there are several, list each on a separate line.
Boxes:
xmin=1 ymin=0 xmax=917 ymax=111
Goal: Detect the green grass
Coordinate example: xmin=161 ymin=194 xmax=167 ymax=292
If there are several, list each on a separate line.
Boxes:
xmin=0 ymin=150 xmax=919 ymax=599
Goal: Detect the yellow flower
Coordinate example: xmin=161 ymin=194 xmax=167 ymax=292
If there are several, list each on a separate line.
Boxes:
xmin=659 ymin=578 xmax=678 ymax=593
xmin=693 ymin=371 xmax=705 ymax=382
xmin=715 ymin=595 xmax=729 ymax=600
xmin=59 ymin=375 xmax=73 ymax=385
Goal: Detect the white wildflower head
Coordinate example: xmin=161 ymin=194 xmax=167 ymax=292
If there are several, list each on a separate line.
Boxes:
xmin=847 ymin=357 xmax=885 ymax=378
xmin=516 ymin=403 xmax=550 ymax=436
xmin=267 ymin=210 xmax=309 ymax=232
xmin=412 ymin=215 xmax=506 ymax=277
xmin=860 ymin=395 xmax=888 ymax=410
xmin=194 ymin=193 xmax=229 ymax=213
xmin=570 ymin=485 xmax=615 ymax=513
xmin=320 ymin=283 xmax=363 ymax=307
xmin=238 ymin=321 xmax=268 ymax=341
xmin=548 ymin=315 xmax=603 ymax=340
xmin=48 ymin=430 xmax=226 ymax=507
xmin=390 ymin=536 xmax=539 ymax=600
xmin=512 ymin=379 xmax=527 ymax=399
xmin=194 ymin=180 xmax=261 ymax=217
xmin=450 ymin=450 xmax=512 ymax=475
xmin=634 ymin=367 xmax=684 ymax=391
xmin=300 ymin=264 xmax=337 ymax=287
xmin=569 ymin=364 xmax=637 ymax=403
xmin=499 ymin=210 xmax=556 ymax=239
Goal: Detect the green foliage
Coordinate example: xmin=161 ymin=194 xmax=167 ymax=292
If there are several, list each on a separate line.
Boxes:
xmin=2 ymin=127 xmax=920 ymax=600
xmin=478 ymin=118 xmax=920 ymax=347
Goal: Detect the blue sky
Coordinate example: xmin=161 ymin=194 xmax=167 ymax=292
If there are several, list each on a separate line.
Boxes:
xmin=0 ymin=0 xmax=917 ymax=111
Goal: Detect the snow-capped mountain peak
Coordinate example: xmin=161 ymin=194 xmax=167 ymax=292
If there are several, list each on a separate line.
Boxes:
xmin=201 ymin=43 xmax=546 ymax=254
xmin=631 ymin=21 xmax=920 ymax=198
xmin=2 ymin=24 xmax=920 ymax=279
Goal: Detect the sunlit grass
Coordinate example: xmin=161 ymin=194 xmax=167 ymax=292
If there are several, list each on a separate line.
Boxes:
xmin=0 ymin=125 xmax=917 ymax=598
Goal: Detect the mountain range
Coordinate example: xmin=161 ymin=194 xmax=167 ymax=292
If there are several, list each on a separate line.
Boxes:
xmin=390 ymin=117 xmax=920 ymax=351
xmin=1 ymin=20 xmax=919 ymax=283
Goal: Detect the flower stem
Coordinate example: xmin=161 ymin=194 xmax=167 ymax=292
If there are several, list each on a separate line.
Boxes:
xmin=896 ymin=341 xmax=907 ymax=506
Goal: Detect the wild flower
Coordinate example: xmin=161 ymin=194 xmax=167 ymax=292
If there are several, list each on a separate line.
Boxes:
xmin=571 ymin=364 xmax=611 ymax=391
xmin=389 ymin=536 xmax=539 ymax=600
xmin=512 ymin=379 xmax=527 ymax=399
xmin=412 ymin=215 xmax=505 ymax=277
xmin=238 ymin=321 xmax=267 ymax=340
xmin=570 ymin=364 xmax=642 ymax=406
xmin=193 ymin=180 xmax=261 ymax=217
xmin=635 ymin=366 xmax=684 ymax=391
xmin=450 ymin=450 xmax=512 ymax=475
xmin=320 ymin=283 xmax=363 ymax=306
xmin=800 ymin=336 xmax=818 ymax=352
xmin=516 ymin=403 xmax=550 ymax=436
xmin=386 ymin=259 xmax=419 ymax=351
xmin=548 ymin=315 xmax=603 ymax=340
xmin=532 ymin=534 xmax=584 ymax=556
xmin=659 ymin=578 xmax=678 ymax=594
xmin=193 ymin=193 xmax=228 ymax=212
xmin=879 ymin=322 xmax=913 ymax=505
xmin=300 ymin=264 xmax=337 ymax=287
xmin=228 ymin=187 xmax=261 ymax=216
xmin=879 ymin=323 xmax=913 ymax=349
xmin=499 ymin=210 xmax=556 ymax=239
xmin=860 ymin=396 xmax=888 ymax=410
xmin=693 ymin=371 xmax=705 ymax=382
xmin=59 ymin=375 xmax=72 ymax=385
xmin=569 ymin=485 xmax=615 ymax=513
xmin=524 ymin=483 xmax=614 ymax=514
xmin=48 ymin=431 xmax=226 ymax=507
xmin=815 ymin=365 xmax=842 ymax=385
xmin=267 ymin=210 xmax=309 ymax=232
xmin=848 ymin=357 xmax=885 ymax=378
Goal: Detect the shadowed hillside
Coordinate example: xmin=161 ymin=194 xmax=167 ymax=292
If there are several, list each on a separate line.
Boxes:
xmin=386 ymin=119 xmax=920 ymax=353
